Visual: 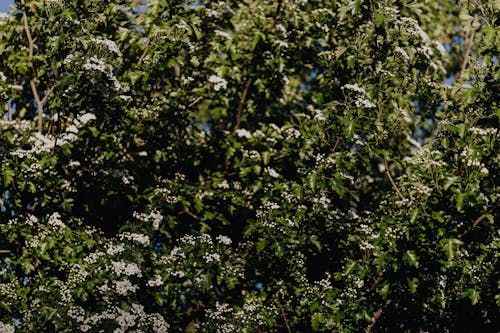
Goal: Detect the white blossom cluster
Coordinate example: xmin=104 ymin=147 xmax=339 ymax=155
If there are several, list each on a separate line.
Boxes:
xmin=403 ymin=147 xmax=447 ymax=168
xmin=67 ymin=264 xmax=90 ymax=287
xmin=91 ymin=37 xmax=122 ymax=55
xmin=133 ymin=210 xmax=163 ymax=230
xmin=201 ymin=297 xmax=273 ymax=332
xmin=10 ymin=113 xmax=96 ymax=159
xmin=342 ymin=83 xmax=377 ymax=109
xmin=147 ymin=274 xmax=163 ymax=287
xmin=47 ymin=212 xmax=66 ymax=230
xmin=0 ymin=322 xmax=15 ymax=333
xmin=106 ymin=242 xmax=125 ymax=256
xmin=114 ymin=279 xmax=139 ymax=295
xmin=83 ymin=56 xmax=123 ymax=91
xmin=469 ymin=126 xmax=497 ymax=137
xmin=208 ymin=75 xmax=227 ymax=91
xmin=111 ymin=261 xmax=143 ymax=277
xmin=460 ymin=147 xmax=489 ymax=175
xmin=77 ymin=303 xmax=169 ymax=333
xmin=118 ymin=232 xmax=150 ymax=246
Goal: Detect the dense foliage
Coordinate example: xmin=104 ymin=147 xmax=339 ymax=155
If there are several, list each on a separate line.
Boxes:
xmin=0 ymin=0 xmax=498 ymax=332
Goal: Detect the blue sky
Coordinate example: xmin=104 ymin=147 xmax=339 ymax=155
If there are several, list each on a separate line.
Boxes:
xmin=0 ymin=1 xmax=14 ymax=13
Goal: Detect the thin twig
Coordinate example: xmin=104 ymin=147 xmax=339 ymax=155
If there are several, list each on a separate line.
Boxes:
xmin=276 ymin=297 xmax=292 ymax=333
xmin=233 ymin=77 xmax=253 ymax=134
xmin=270 ymin=0 xmax=283 ymax=30
xmin=370 ymin=271 xmax=384 ymax=291
xmin=187 ymin=96 xmax=203 ymax=108
xmin=383 ymin=158 xmax=404 ymax=200
xmin=332 ymin=137 xmax=342 ymax=152
xmin=0 ymin=250 xmax=10 ymax=254
xmin=29 ymin=79 xmax=44 ymax=133
xmin=7 ymin=101 xmax=13 ymax=121
xmin=453 ymin=31 xmax=475 ymax=83
xmin=367 ymin=300 xmax=391 ymax=332
xmin=41 ymin=85 xmax=55 ymax=105
xmin=459 ymin=214 xmax=490 ymax=238
xmin=138 ymin=41 xmax=150 ymax=65
xmin=22 ymin=5 xmax=47 ymax=133
xmin=177 ymin=209 xmax=200 ymax=220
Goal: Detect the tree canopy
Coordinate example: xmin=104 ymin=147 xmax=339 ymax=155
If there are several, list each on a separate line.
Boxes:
xmin=0 ymin=0 xmax=498 ymax=332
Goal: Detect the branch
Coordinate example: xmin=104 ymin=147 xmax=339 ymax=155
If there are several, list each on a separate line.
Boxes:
xmin=367 ymin=300 xmax=391 ymax=332
xmin=137 ymin=40 xmax=150 ymax=65
xmin=270 ymin=0 xmax=283 ymax=30
xmin=29 ymin=79 xmax=44 ymax=133
xmin=41 ymin=85 xmax=55 ymax=105
xmin=177 ymin=209 xmax=200 ymax=220
xmin=0 ymin=249 xmax=10 ymax=254
xmin=21 ymin=5 xmax=34 ymax=59
xmin=459 ymin=213 xmax=490 ymax=238
xmin=332 ymin=137 xmax=342 ymax=153
xmin=383 ymin=158 xmax=404 ymax=200
xmin=22 ymin=5 xmax=46 ymax=133
xmin=233 ymin=77 xmax=253 ymax=134
xmin=7 ymin=101 xmax=13 ymax=121
xmin=453 ymin=31 xmax=476 ymax=83
xmin=370 ymin=271 xmax=384 ymax=291
xmin=187 ymin=96 xmax=203 ymax=108
xmin=276 ymin=297 xmax=292 ymax=333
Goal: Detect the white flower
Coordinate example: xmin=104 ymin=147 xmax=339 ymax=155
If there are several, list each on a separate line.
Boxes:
xmin=216 ymin=235 xmax=232 ymax=245
xmin=0 ymin=322 xmax=15 ymax=333
xmin=215 ymin=30 xmax=232 ymax=40
xmin=264 ymin=167 xmax=280 ymax=178
xmin=76 ymin=113 xmax=96 ymax=126
xmin=91 ymin=37 xmax=122 ymax=55
xmin=111 ymin=261 xmax=142 ymax=277
xmin=66 ymin=124 xmax=79 ymax=134
xmin=355 ymin=98 xmax=376 ymax=109
xmin=235 ymin=128 xmax=252 ymax=138
xmin=118 ymin=232 xmax=150 ymax=246
xmin=208 ymin=75 xmax=227 ymax=91
xmin=341 ymin=84 xmax=365 ymax=93
xmin=48 ymin=212 xmax=66 ymax=229
xmin=147 ymin=275 xmax=164 ymax=287
xmin=114 ymin=280 xmax=138 ymax=296
xmin=106 ymin=243 xmax=125 ymax=255
xmin=394 ymin=47 xmax=409 ymax=61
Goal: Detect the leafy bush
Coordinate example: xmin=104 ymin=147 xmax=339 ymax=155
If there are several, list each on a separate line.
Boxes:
xmin=0 ymin=0 xmax=498 ymax=331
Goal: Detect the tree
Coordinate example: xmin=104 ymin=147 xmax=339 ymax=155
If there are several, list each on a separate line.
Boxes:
xmin=0 ymin=0 xmax=498 ymax=331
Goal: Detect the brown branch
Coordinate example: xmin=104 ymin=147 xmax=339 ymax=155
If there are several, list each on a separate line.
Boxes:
xmin=7 ymin=101 xmax=13 ymax=121
xmin=29 ymin=79 xmax=44 ymax=133
xmin=276 ymin=297 xmax=292 ymax=333
xmin=459 ymin=214 xmax=490 ymax=238
xmin=270 ymin=0 xmax=283 ymax=30
xmin=367 ymin=300 xmax=391 ymax=332
xmin=453 ymin=31 xmax=476 ymax=83
xmin=332 ymin=137 xmax=342 ymax=152
xmin=138 ymin=41 xmax=150 ymax=65
xmin=177 ymin=209 xmax=200 ymax=220
xmin=370 ymin=271 xmax=384 ymax=291
xmin=22 ymin=5 xmax=46 ymax=133
xmin=187 ymin=96 xmax=203 ymax=108
xmin=0 ymin=250 xmax=11 ymax=254
xmin=233 ymin=77 xmax=253 ymax=134
xmin=41 ymin=85 xmax=55 ymax=105
xmin=383 ymin=158 xmax=404 ymax=200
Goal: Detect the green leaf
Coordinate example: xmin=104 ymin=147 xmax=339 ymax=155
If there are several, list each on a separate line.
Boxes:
xmin=308 ymin=172 xmax=317 ymax=192
xmin=256 ymin=238 xmax=267 ymax=254
xmin=311 ymin=312 xmax=324 ymax=331
xmin=261 ymin=151 xmax=271 ymax=165
xmin=456 ymin=192 xmax=466 ymax=212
